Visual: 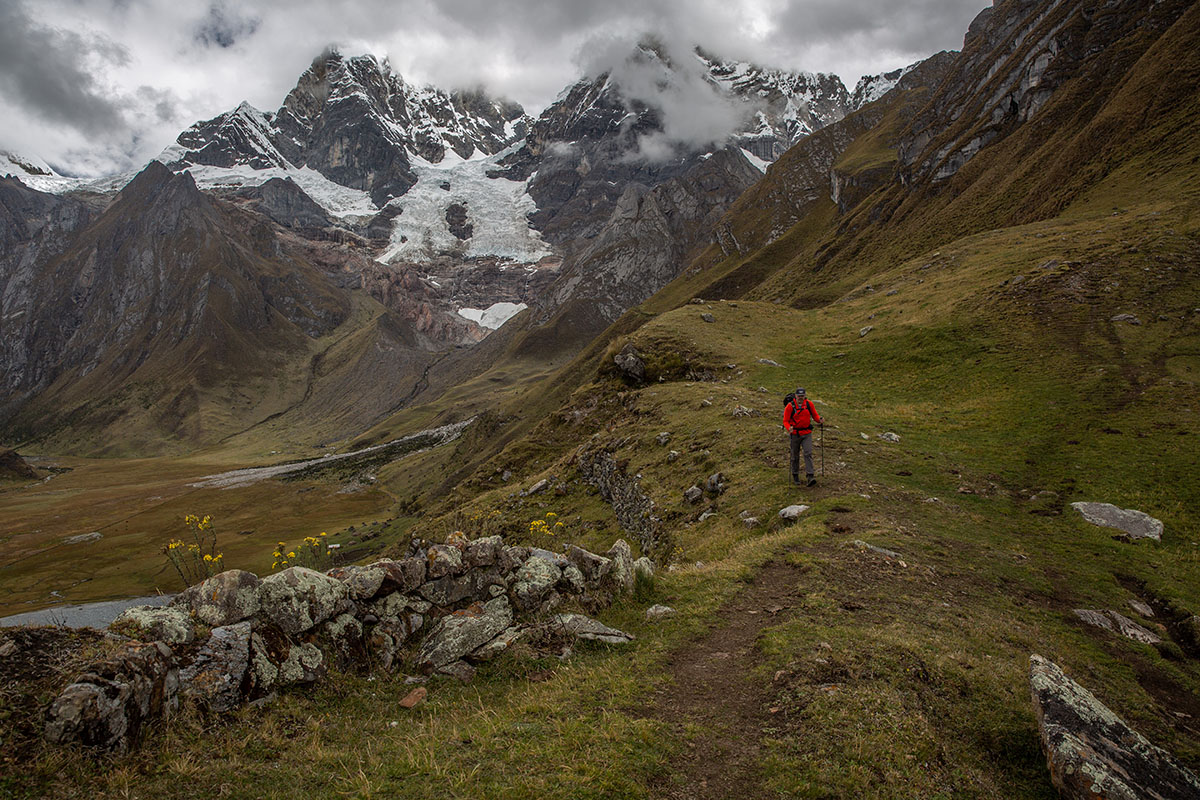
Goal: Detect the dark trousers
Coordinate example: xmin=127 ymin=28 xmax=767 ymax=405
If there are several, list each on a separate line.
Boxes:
xmin=789 ymin=432 xmax=814 ymax=479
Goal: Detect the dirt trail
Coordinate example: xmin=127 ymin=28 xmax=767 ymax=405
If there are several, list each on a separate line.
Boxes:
xmin=648 ymin=561 xmax=805 ymax=800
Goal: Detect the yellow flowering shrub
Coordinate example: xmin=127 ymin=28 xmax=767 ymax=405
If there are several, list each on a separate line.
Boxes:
xmin=162 ymin=514 xmax=223 ymax=588
xmin=271 ymin=531 xmax=333 ymax=572
xmin=527 ymin=512 xmax=567 ymax=544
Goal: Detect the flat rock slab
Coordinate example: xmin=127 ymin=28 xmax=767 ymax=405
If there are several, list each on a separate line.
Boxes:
xmin=1071 ymin=502 xmax=1163 ymax=541
xmin=1074 ymin=609 xmax=1162 ymax=645
xmin=550 ymin=613 xmax=634 ymax=644
xmin=1030 ymin=654 xmax=1200 ymax=800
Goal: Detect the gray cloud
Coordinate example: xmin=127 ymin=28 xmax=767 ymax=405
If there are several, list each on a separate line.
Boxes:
xmin=0 ymin=0 xmax=986 ymax=176
xmin=0 ymin=2 xmax=129 ymax=133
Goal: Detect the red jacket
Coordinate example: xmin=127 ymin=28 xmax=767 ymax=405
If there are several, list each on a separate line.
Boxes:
xmin=784 ymin=397 xmax=820 ymax=434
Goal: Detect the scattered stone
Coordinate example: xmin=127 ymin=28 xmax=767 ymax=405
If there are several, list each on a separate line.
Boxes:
xmin=399 ymin=687 xmax=427 ymax=709
xmin=257 ymin=567 xmax=350 ymax=636
xmin=851 ymin=540 xmax=902 ymax=560
xmin=701 ymin=313 xmax=715 ymax=323
xmin=605 ymin=540 xmax=635 ymax=592
xmin=180 ymin=622 xmax=251 ymax=712
xmin=63 ymin=532 xmax=102 ymax=545
xmin=550 ymin=614 xmax=634 ymax=644
xmin=614 ymin=344 xmax=646 ymax=382
xmin=1127 ymin=598 xmax=1154 ymax=618
xmin=655 ymin=432 xmax=671 ymax=445
xmin=0 ymin=638 xmax=17 ymax=657
xmin=778 ymin=504 xmax=810 ymax=521
xmin=437 ymin=660 xmax=477 ymax=683
xmin=684 ymin=486 xmax=703 ymax=504
xmin=1030 ymin=654 xmax=1200 ymax=800
xmin=526 ymin=479 xmax=549 ymax=496
xmin=646 ymin=605 xmax=676 ymax=621
xmin=732 ymin=405 xmax=758 ymax=418
xmin=1070 ymin=502 xmax=1163 ymax=541
xmin=632 ymin=557 xmax=654 ymax=582
xmin=1073 ymin=609 xmax=1162 ymax=645
xmin=758 ymin=358 xmax=783 ymax=367
xmin=698 ymin=511 xmax=716 ymax=522
xmin=667 ymin=450 xmax=680 ymax=462
xmin=110 ymin=605 xmax=195 ymax=645
xmin=703 ymin=473 xmax=726 ymax=494
xmin=742 ymin=517 xmax=759 ymax=528
xmin=1110 ymin=314 xmax=1141 ymax=325
xmin=172 ymin=569 xmax=262 ymax=627
xmin=877 ymin=432 xmax=900 ymax=443
xmin=859 ymin=325 xmax=873 ymax=338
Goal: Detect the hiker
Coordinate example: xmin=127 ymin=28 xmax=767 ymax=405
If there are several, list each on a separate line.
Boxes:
xmin=783 ymin=387 xmax=822 ymax=486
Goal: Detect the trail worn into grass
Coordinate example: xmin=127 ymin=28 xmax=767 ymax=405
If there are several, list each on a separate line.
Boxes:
xmin=648 ymin=560 xmax=805 ymax=800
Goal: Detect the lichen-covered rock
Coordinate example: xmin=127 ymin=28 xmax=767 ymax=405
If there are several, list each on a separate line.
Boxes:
xmin=549 ymin=614 xmax=634 ymax=644
xmin=605 ymin=540 xmax=635 ymax=592
xmin=367 ymin=613 xmax=424 ymax=672
xmin=416 ymin=597 xmax=513 ymax=672
xmin=111 ymin=605 xmax=195 ymax=645
xmin=45 ymin=641 xmax=177 ymax=751
xmin=326 ymin=564 xmax=388 ymax=601
xmin=257 ymin=567 xmax=350 ymax=635
xmin=646 ymin=604 xmax=676 ymax=621
xmin=426 ymin=544 xmax=464 ymax=579
xmin=278 ymin=643 xmax=325 ymax=686
xmin=464 ymin=535 xmax=503 ymax=569
xmin=471 ymin=626 xmax=527 ymax=661
xmin=321 ymin=613 xmax=364 ymax=667
xmin=1070 ymin=502 xmax=1164 ymax=541
xmin=368 ymin=591 xmax=411 ymax=621
xmin=559 ymin=564 xmax=586 ymax=595
xmin=1029 ymin=654 xmax=1200 ymax=800
xmin=249 ymin=633 xmax=278 ymax=695
xmin=180 ymin=622 xmax=250 ymax=713
xmin=373 ymin=558 xmax=427 ymax=594
xmin=684 ymin=485 xmax=703 ymax=504
xmin=500 ymin=545 xmax=529 ymax=573
xmin=778 ymin=504 xmax=810 ymax=521
xmin=511 ymin=556 xmax=562 ymax=612
xmin=633 ymin=557 xmax=654 ymax=582
xmin=1073 ymin=609 xmax=1162 ymax=645
xmin=419 ymin=568 xmax=505 ymax=607
xmin=614 ymin=344 xmax=645 ymax=382
xmin=566 ymin=546 xmax=611 ymax=585
xmin=171 ymin=569 xmax=261 ymax=627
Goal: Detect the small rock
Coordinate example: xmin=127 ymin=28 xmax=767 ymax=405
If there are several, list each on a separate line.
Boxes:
xmin=684 ymin=486 xmax=704 ymax=504
xmin=742 ymin=517 xmax=759 ymax=528
xmin=526 ymin=479 xmax=549 ymax=496
xmin=0 ymin=638 xmax=17 ymax=657
xmin=851 ymin=540 xmax=901 ymax=560
xmin=399 ymin=687 xmax=427 ymax=709
xmin=732 ymin=405 xmax=757 ymax=418
xmin=63 ymin=532 xmax=102 ymax=545
xmin=778 ymin=504 xmax=809 ymax=521
xmin=1074 ymin=609 xmax=1161 ymax=645
xmin=632 ymin=557 xmax=654 ymax=581
xmin=1127 ymin=598 xmax=1154 ymax=618
xmin=878 ymin=432 xmax=901 ymax=442
xmin=1110 ymin=314 xmax=1141 ymax=325
xmin=550 ymin=614 xmax=634 ymax=644
xmin=436 ymin=660 xmax=476 ymax=683
xmin=614 ymin=344 xmax=646 ymax=383
xmin=757 ymin=358 xmax=782 ymax=367
xmin=646 ymin=604 xmax=676 ymax=621
xmin=698 ymin=511 xmax=716 ymax=523
xmin=860 ymin=433 xmax=869 ymax=440
xmin=667 ymin=450 xmax=680 ymax=463
xmin=655 ymin=432 xmax=671 ymax=445
xmin=701 ymin=313 xmax=715 ymax=323
xmin=859 ymin=326 xmax=873 ymax=338
xmin=703 ymin=473 xmax=726 ymax=494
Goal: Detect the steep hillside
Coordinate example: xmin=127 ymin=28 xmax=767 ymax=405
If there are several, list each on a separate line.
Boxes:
xmin=0 ymin=163 xmax=432 ymax=454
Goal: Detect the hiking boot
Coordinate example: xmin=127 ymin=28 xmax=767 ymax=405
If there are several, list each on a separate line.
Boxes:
xmin=806 ymin=475 xmax=817 ymax=487
xmin=791 ymin=473 xmax=800 ymax=485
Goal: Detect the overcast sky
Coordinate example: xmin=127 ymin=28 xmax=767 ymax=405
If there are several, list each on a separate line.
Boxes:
xmin=0 ymin=0 xmax=987 ymax=177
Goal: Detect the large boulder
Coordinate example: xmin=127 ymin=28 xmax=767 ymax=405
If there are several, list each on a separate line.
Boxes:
xmin=179 ymin=622 xmax=251 ymax=713
xmin=170 ymin=569 xmax=261 ymax=627
xmin=566 ymin=545 xmax=612 ymax=585
xmin=1070 ymin=502 xmax=1163 ymax=541
xmin=110 ymin=605 xmax=195 ymax=645
xmin=45 ymin=642 xmax=177 ymax=751
xmin=1029 ymin=654 xmax=1200 ymax=800
xmin=416 ymin=597 xmax=513 ymax=672
xmin=605 ymin=540 xmax=635 ymax=592
xmin=257 ymin=567 xmax=350 ymax=635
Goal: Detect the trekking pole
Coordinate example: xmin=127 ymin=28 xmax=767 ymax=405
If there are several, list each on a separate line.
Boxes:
xmin=820 ymin=422 xmax=825 ymax=477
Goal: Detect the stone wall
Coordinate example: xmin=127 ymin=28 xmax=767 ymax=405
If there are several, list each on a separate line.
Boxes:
xmin=44 ymin=534 xmax=651 ymax=752
xmin=577 ymin=439 xmax=663 ymax=556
